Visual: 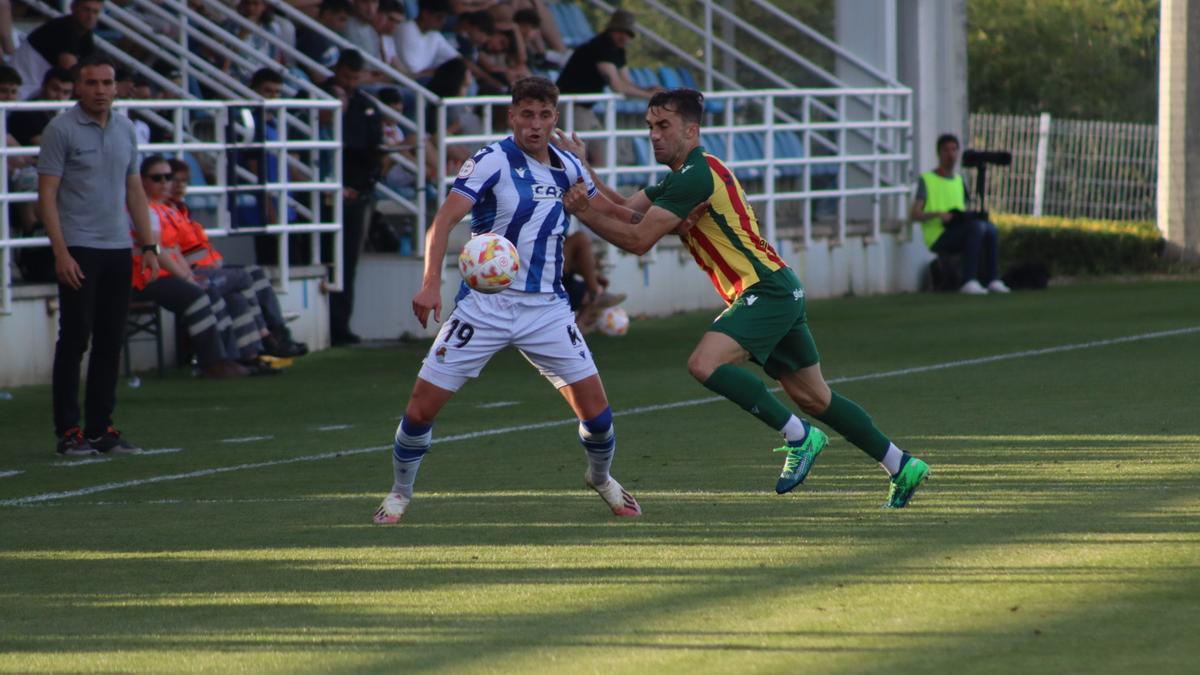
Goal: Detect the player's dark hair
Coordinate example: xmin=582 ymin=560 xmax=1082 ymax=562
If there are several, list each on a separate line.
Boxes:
xmin=0 ymin=65 xmax=21 ymax=86
xmin=140 ymin=154 xmax=170 ymax=176
xmin=418 ymin=0 xmax=450 ymax=15
xmin=936 ymin=133 xmax=959 ymax=152
xmin=377 ymin=87 xmax=403 ymax=106
xmin=250 ymin=67 xmax=285 ymax=89
xmin=378 ymin=0 xmax=404 ymax=15
xmin=167 ymin=158 xmax=189 ymax=174
xmin=511 ymin=76 xmax=558 ymax=107
xmin=74 ymin=53 xmax=118 ymax=81
xmin=648 ymin=88 xmax=703 ymax=125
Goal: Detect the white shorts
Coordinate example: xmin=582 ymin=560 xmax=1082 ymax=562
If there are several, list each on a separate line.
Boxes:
xmin=417 ymin=290 xmax=598 ymax=392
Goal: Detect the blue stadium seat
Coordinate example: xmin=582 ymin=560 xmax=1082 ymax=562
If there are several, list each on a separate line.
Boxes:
xmin=733 ymin=133 xmax=763 ymax=181
xmin=183 ymin=152 xmax=220 ymax=213
xmin=551 ymin=3 xmax=595 ymax=48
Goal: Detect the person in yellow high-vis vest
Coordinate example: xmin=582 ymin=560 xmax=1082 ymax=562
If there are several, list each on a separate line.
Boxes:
xmin=910 ymin=134 xmax=1010 ymax=295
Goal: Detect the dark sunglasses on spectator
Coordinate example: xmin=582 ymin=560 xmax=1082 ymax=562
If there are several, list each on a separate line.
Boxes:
xmin=147 ymin=173 xmax=174 ymax=182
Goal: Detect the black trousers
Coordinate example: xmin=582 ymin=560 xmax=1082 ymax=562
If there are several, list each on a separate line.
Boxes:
xmin=52 ymin=247 xmax=132 ymax=437
xmin=329 ymin=193 xmax=373 ymax=340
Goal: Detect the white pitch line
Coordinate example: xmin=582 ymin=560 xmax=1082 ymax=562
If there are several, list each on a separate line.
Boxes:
xmin=221 ymin=435 xmax=274 ymax=444
xmin=3 ymin=325 xmax=1199 ymax=508
xmin=0 ymin=470 xmax=24 ymax=479
xmin=315 ymin=424 xmax=354 ymax=432
xmin=477 ymin=401 xmax=521 ymax=409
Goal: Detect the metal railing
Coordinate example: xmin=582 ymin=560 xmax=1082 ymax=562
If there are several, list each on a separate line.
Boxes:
xmin=0 ymin=98 xmax=343 ymax=315
xmin=968 ymin=112 xmax=1158 ymax=221
xmin=432 ymin=88 xmax=912 ymax=250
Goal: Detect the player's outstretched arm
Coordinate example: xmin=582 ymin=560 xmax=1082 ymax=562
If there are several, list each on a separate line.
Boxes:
xmin=413 ymin=191 xmax=473 ymax=327
xmin=563 ymin=179 xmax=680 ymax=256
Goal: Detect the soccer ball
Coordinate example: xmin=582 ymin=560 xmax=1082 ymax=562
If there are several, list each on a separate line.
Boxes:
xmin=459 ymin=233 xmax=519 ymax=293
xmin=597 ymin=307 xmax=630 ymax=336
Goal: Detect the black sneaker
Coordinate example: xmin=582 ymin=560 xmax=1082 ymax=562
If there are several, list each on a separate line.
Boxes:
xmin=263 ymin=335 xmax=309 ymax=358
xmin=241 ymin=358 xmax=284 ymax=376
xmin=56 ymin=427 xmax=98 ymax=457
xmin=86 ymin=427 xmax=144 ymax=455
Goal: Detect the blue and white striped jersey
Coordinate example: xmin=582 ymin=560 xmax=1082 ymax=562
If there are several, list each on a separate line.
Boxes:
xmin=451 ymin=137 xmax=597 ymax=296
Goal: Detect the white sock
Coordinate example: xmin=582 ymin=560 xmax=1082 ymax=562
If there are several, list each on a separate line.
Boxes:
xmin=781 ymin=416 xmax=808 ymax=444
xmin=880 ymin=443 xmax=906 ymax=476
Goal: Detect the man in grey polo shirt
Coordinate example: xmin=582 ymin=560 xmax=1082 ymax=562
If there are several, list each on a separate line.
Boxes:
xmin=38 ymin=53 xmax=159 ymax=456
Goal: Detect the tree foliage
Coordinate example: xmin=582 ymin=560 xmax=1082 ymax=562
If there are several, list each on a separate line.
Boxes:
xmin=968 ymin=0 xmax=1159 ymax=121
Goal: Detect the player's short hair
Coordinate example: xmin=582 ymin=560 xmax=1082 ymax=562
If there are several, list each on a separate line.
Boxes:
xmin=378 ymin=0 xmax=404 ymax=15
xmin=250 ymin=67 xmax=284 ymax=89
xmin=0 ymin=65 xmax=23 ymax=86
xmin=648 ymin=88 xmax=704 ymax=125
xmin=74 ymin=53 xmax=118 ymax=81
xmin=168 ymin=158 xmax=189 ymax=174
xmin=140 ymin=154 xmax=170 ymax=176
xmin=936 ymin=133 xmax=959 ymax=151
xmin=511 ymin=76 xmax=558 ymax=107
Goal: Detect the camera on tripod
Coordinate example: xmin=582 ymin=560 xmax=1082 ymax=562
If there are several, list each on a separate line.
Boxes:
xmin=959 ymin=149 xmax=1013 ymax=217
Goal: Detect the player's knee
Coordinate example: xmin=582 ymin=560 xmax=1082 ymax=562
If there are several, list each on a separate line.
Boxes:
xmin=402 ymin=401 xmax=438 ymax=427
xmin=687 ymin=352 xmax=716 ymax=382
xmin=580 ymin=406 xmax=613 ymax=437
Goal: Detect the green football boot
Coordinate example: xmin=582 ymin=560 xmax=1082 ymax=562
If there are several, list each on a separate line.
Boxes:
xmin=773 ymin=425 xmax=828 ymax=494
xmin=886 ymin=457 xmax=930 ymax=509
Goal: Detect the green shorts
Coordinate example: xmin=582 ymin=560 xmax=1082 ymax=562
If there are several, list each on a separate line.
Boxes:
xmin=709 ymin=267 xmax=820 ymax=379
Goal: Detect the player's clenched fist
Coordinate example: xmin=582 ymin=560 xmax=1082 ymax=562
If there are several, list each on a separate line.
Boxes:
xmin=562 ymin=178 xmax=590 ymax=215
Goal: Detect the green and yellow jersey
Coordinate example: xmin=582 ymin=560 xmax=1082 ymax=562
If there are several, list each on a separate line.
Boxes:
xmin=644 ymin=146 xmax=786 ymax=304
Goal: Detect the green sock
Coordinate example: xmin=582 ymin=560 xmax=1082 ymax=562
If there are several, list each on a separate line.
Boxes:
xmin=815 ymin=391 xmax=891 ymax=461
xmin=703 ymin=364 xmax=792 ymax=431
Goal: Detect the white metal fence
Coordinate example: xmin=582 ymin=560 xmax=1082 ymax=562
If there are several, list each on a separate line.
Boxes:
xmin=432 ymin=87 xmax=913 ymax=251
xmin=0 ymin=98 xmax=343 ymax=314
xmin=968 ymin=113 xmax=1158 ymax=221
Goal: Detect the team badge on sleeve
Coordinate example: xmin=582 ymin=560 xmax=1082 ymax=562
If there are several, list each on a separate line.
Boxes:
xmin=457 ymin=159 xmax=476 ymax=179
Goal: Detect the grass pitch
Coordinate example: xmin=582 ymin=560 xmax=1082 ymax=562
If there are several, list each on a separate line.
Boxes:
xmin=2 ymin=281 xmax=1199 ymax=673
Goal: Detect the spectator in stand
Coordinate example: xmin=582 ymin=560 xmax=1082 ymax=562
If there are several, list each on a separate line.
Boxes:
xmin=454 ymin=11 xmax=507 ymax=94
xmin=322 ymin=49 xmax=382 ymax=345
xmin=0 ymin=65 xmax=20 ymax=101
xmin=1 ymin=65 xmax=53 ymax=282
xmin=223 ymin=0 xmax=287 ymax=82
xmin=341 ymin=0 xmax=379 ymax=47
xmin=513 ymin=7 xmax=555 ymax=74
xmin=297 ymin=0 xmax=352 ymax=80
xmin=167 ymin=158 xmax=309 ymax=358
xmin=395 ymin=0 xmax=467 ymax=98
xmin=479 ymin=17 xmax=530 ymax=90
xmin=363 ymin=0 xmax=406 ymax=82
xmin=9 ymin=68 xmax=73 ymax=148
xmin=511 ymin=0 xmax=566 ymax=60
xmin=556 ymin=9 xmax=660 ymax=165
xmin=377 ymin=87 xmax=439 ymax=194
xmin=910 ymin=133 xmax=1011 ymax=295
xmin=131 ymin=156 xmax=260 ymax=379
xmin=38 ymin=53 xmax=160 ymax=456
xmin=240 ymin=69 xmax=299 ymax=259
xmin=13 ymin=0 xmax=102 ymax=100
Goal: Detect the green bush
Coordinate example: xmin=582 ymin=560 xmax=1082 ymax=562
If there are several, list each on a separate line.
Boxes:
xmin=992 ymin=215 xmax=1164 ymax=275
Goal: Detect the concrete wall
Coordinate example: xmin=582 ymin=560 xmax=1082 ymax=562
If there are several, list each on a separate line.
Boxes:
xmin=894 ymin=0 xmax=969 ymax=173
xmin=0 ymin=267 xmax=330 ymax=388
xmin=350 ymin=227 xmax=934 ymax=341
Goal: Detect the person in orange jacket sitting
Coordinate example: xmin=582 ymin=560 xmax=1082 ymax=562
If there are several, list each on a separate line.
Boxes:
xmin=166 ymin=158 xmax=308 ymax=358
xmin=131 ymin=156 xmax=253 ymax=378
